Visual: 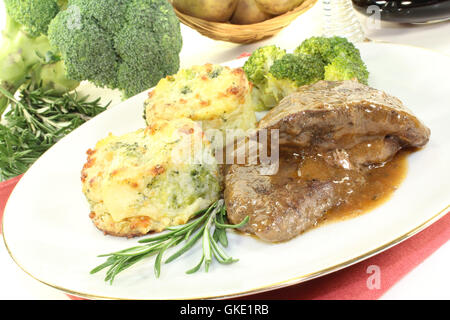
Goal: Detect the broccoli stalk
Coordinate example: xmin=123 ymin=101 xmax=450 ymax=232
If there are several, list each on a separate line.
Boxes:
xmin=0 ymin=0 xmax=79 ymax=115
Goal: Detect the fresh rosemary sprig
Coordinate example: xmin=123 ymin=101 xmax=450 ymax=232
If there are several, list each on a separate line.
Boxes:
xmin=90 ymin=200 xmax=249 ymax=284
xmin=0 ymin=84 xmax=108 ymax=181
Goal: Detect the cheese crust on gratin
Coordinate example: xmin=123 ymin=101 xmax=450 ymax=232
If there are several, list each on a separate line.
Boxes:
xmin=81 ymin=118 xmax=220 ymax=237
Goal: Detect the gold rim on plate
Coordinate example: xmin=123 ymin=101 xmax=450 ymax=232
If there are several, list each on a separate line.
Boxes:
xmin=2 ymin=200 xmax=448 ymax=300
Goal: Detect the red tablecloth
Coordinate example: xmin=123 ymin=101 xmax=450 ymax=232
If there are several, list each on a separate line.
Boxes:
xmin=1 ymin=175 xmax=448 ymax=300
xmin=0 ymin=175 xmax=22 ymax=234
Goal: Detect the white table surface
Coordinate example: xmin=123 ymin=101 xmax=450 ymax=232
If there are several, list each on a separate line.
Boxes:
xmin=0 ymin=1 xmax=449 ymax=300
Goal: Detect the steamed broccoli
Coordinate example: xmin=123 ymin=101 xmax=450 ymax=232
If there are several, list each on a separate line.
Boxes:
xmin=243 ymin=46 xmax=324 ymax=110
xmin=243 ymin=36 xmax=370 ymax=111
xmin=0 ymin=0 xmax=79 ymax=114
xmin=269 ymin=53 xmax=325 ymax=87
xmin=242 ymin=45 xmax=286 ymax=110
xmin=47 ymin=0 xmax=183 ymax=98
xmin=324 ymin=52 xmax=369 ymax=84
xmin=264 ymin=54 xmax=325 ymax=105
xmin=295 ymin=36 xmax=353 ymax=63
xmin=295 ymin=36 xmax=369 ymax=84
xmin=243 ymin=45 xmax=286 ymax=87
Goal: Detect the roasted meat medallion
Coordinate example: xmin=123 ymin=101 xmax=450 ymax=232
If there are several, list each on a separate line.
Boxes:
xmin=225 ymin=80 xmax=430 ymax=242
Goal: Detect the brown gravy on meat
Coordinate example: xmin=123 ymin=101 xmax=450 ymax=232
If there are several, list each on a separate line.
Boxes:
xmin=225 ymin=81 xmax=430 ymax=242
xmin=323 ymin=149 xmax=409 ymax=223
xmin=272 ymin=146 xmax=410 ymax=227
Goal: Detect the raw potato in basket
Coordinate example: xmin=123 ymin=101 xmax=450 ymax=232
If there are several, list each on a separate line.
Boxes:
xmin=231 ymin=0 xmax=273 ymax=25
xmin=172 ymin=0 xmax=238 ymax=22
xmin=255 ymin=0 xmax=306 ymax=15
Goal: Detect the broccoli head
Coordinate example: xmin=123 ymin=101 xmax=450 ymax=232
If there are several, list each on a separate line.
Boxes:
xmin=4 ymin=0 xmax=63 ymax=37
xmin=295 ymin=36 xmax=369 ymax=84
xmin=30 ymin=52 xmax=79 ymax=94
xmin=47 ymin=0 xmax=183 ymax=98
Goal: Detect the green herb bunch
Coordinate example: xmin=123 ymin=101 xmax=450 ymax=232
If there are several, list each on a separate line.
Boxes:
xmin=91 ymin=200 xmax=249 ymax=284
xmin=0 ymin=84 xmax=107 ymax=181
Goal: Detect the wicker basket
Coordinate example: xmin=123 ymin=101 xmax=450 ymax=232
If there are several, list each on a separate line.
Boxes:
xmin=170 ymin=0 xmax=318 ymax=44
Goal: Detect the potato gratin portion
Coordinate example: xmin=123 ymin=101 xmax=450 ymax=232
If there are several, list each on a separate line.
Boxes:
xmin=144 ymin=64 xmax=256 ymax=148
xmin=81 ymin=118 xmax=220 ymax=237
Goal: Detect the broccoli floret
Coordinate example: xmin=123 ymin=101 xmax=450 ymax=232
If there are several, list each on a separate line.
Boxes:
xmin=269 ymin=53 xmax=325 ymax=87
xmin=324 ymin=52 xmax=369 ymax=84
xmin=0 ymin=2 xmax=79 ymax=114
xmin=243 ymin=45 xmax=286 ymax=110
xmin=4 ymin=0 xmax=62 ymax=37
xmin=247 ymin=52 xmax=325 ymax=110
xmin=295 ymin=36 xmax=369 ymax=84
xmin=48 ymin=0 xmax=183 ymax=98
xmin=295 ymin=36 xmax=360 ymax=64
xmin=243 ymin=45 xmax=286 ymax=86
xmin=264 ymin=53 xmax=325 ymax=103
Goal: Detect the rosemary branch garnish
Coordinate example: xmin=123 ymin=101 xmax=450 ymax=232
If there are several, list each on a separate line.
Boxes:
xmin=90 ymin=200 xmax=249 ymax=284
xmin=0 ymin=84 xmax=108 ymax=181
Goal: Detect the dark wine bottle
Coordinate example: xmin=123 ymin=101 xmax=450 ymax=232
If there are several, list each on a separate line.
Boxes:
xmin=352 ymin=0 xmax=450 ymax=23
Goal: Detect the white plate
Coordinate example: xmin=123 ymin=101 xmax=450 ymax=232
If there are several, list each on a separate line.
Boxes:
xmin=2 ymin=42 xmax=449 ymax=300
